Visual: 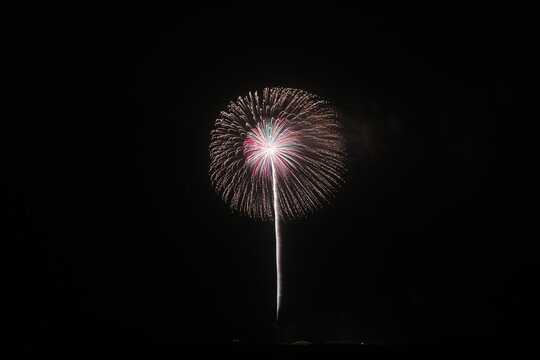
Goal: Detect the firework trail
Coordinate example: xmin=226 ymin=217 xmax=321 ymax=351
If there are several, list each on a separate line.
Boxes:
xmin=209 ymin=87 xmax=346 ymax=321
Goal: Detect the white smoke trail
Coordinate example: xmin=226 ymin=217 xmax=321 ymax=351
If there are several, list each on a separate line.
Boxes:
xmin=271 ymin=160 xmax=282 ymax=322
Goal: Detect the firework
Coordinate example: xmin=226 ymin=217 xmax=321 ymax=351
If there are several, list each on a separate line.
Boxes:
xmin=209 ymin=87 xmax=346 ymax=321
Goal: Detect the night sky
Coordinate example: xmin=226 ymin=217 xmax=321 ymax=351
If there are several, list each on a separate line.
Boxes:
xmin=6 ymin=3 xmax=537 ymax=355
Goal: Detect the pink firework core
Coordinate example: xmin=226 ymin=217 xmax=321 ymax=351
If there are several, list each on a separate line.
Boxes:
xmin=243 ymin=118 xmax=303 ymax=179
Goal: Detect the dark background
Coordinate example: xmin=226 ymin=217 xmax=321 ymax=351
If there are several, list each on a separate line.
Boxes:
xmin=5 ymin=2 xmax=537 ymax=354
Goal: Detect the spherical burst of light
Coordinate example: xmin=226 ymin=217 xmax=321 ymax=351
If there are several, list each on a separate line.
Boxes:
xmin=243 ymin=117 xmax=303 ymax=179
xmin=209 ymin=87 xmax=346 ymax=221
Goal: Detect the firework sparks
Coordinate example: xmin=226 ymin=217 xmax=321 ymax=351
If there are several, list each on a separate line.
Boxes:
xmin=243 ymin=118 xmax=303 ymax=179
xmin=209 ymin=87 xmax=346 ymax=321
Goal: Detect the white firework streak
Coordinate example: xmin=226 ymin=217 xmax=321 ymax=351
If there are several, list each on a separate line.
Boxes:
xmin=271 ymin=160 xmax=282 ymax=321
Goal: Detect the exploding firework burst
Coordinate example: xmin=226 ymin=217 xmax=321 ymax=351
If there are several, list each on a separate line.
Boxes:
xmin=209 ymin=87 xmax=346 ymax=321
xmin=210 ymin=87 xmax=346 ymax=221
xmin=243 ymin=117 xmax=303 ymax=179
